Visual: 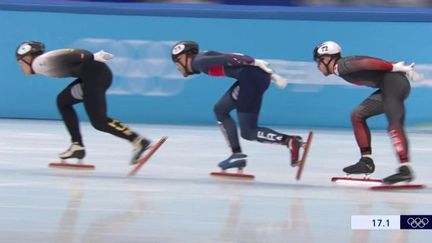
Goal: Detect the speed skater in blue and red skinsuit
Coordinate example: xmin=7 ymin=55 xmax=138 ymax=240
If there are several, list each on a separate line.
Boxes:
xmin=171 ymin=40 xmax=302 ymax=171
xmin=313 ymin=41 xmax=420 ymax=184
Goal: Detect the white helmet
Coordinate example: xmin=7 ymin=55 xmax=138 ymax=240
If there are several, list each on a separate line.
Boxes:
xmin=313 ymin=41 xmax=341 ymax=60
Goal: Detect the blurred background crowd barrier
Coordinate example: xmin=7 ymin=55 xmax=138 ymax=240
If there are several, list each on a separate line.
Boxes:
xmin=67 ymin=0 xmax=432 ymax=8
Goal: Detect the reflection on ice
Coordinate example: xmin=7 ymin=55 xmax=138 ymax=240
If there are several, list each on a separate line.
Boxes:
xmin=0 ymin=119 xmax=430 ymax=242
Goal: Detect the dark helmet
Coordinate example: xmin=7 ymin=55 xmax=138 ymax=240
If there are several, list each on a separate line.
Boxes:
xmin=16 ymin=40 xmax=45 ymax=61
xmin=313 ymin=41 xmax=341 ymax=61
xmin=171 ymin=41 xmax=199 ymax=62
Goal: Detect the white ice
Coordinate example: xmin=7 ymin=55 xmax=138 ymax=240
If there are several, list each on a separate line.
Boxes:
xmin=0 ymin=119 xmax=431 ymax=243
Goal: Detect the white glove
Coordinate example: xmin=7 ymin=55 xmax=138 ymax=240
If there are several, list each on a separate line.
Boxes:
xmin=406 ymin=70 xmax=424 ymax=82
xmin=391 ymin=61 xmax=414 ymax=73
xmin=93 ymin=50 xmax=114 ymax=62
xmin=252 ymin=59 xmax=287 ymax=88
xmin=391 ymin=61 xmax=424 ymax=81
xmin=253 ymin=59 xmax=273 ymax=74
xmin=271 ymin=73 xmax=288 ymax=89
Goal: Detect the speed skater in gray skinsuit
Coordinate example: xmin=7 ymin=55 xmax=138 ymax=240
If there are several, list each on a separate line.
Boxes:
xmin=15 ymin=41 xmax=151 ymax=165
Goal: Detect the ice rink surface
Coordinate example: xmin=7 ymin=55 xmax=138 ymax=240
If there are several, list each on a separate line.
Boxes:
xmin=0 ymin=119 xmax=431 ymax=243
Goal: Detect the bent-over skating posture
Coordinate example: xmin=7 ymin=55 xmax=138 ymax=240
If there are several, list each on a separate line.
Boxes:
xmin=313 ymin=41 xmax=419 ymax=184
xmin=171 ymin=40 xmax=304 ymax=172
xmin=16 ymin=41 xmax=151 ymax=165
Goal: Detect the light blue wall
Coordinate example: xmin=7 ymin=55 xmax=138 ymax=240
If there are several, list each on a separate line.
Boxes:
xmin=1 ymin=2 xmax=432 ymax=128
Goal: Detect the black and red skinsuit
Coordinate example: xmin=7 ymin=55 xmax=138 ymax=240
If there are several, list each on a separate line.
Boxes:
xmin=335 ymin=56 xmax=410 ymax=163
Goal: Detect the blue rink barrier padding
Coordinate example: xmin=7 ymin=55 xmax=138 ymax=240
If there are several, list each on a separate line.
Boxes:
xmin=1 ymin=1 xmax=432 ymax=128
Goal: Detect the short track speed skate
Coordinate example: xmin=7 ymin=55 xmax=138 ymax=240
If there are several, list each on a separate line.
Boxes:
xmin=210 ymin=153 xmax=255 ymax=179
xmin=370 ymin=165 xmax=425 ymax=191
xmin=128 ymin=136 xmax=167 ymax=176
xmin=49 ymin=143 xmax=95 ymax=170
xmin=331 ymin=157 xmax=381 ymax=186
xmin=295 ymin=131 xmax=313 ymax=181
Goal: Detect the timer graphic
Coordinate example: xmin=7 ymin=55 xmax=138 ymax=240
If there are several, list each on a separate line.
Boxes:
xmin=352 ymin=215 xmax=432 ymax=230
xmin=351 ymin=215 xmax=400 ymax=230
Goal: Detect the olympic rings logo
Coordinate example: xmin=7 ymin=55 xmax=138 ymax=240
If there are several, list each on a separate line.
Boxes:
xmin=407 ymin=217 xmax=429 ymax=228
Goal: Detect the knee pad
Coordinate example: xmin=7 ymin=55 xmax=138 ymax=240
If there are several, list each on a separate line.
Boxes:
xmin=70 ymin=83 xmax=83 ymax=100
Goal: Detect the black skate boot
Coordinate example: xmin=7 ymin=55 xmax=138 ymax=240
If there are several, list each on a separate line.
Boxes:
xmin=343 ymin=157 xmax=375 ymax=175
xmin=382 ymin=165 xmax=414 ymax=185
xmin=59 ymin=143 xmax=85 ymax=161
xmin=218 ymin=153 xmax=247 ymax=170
xmin=131 ymin=137 xmax=151 ymax=165
xmin=287 ymin=136 xmax=303 ymax=167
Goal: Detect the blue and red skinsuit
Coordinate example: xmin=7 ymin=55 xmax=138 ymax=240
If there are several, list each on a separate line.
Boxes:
xmin=190 ymin=51 xmax=295 ymax=154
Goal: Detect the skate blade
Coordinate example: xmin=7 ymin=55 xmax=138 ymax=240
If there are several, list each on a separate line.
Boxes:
xmin=128 ymin=136 xmax=167 ymax=176
xmin=370 ymin=184 xmax=425 ymax=191
xmin=49 ymin=162 xmax=95 ymax=170
xmin=210 ymin=171 xmax=255 ymax=179
xmin=331 ymin=177 xmax=382 ymax=186
xmin=296 ymin=131 xmax=313 ymax=181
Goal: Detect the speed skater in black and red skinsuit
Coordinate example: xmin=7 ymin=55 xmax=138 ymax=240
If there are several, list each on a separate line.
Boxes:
xmin=313 ymin=41 xmax=421 ymax=184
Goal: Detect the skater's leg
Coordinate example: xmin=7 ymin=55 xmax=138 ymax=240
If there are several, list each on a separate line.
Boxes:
xmin=80 ymin=61 xmax=150 ymax=164
xmin=57 ymin=79 xmax=87 ymax=160
xmin=235 ymin=69 xmax=289 ymax=143
xmin=214 ymin=83 xmax=248 ymax=170
xmin=57 ymin=79 xmax=85 ymax=145
xmin=344 ymin=91 xmax=384 ymax=174
xmin=237 ymin=112 xmax=302 ymax=166
xmin=350 ymin=91 xmax=384 ymax=157
xmin=80 ymin=62 xmax=139 ymax=141
xmin=215 ymin=67 xmax=268 ymax=170
xmin=214 ymin=82 xmax=242 ymax=154
xmin=381 ymin=74 xmax=411 ymax=164
xmin=236 ymin=67 xmax=302 ymax=164
xmin=237 ymin=112 xmax=288 ymax=143
xmin=380 ymin=73 xmax=413 ymax=184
